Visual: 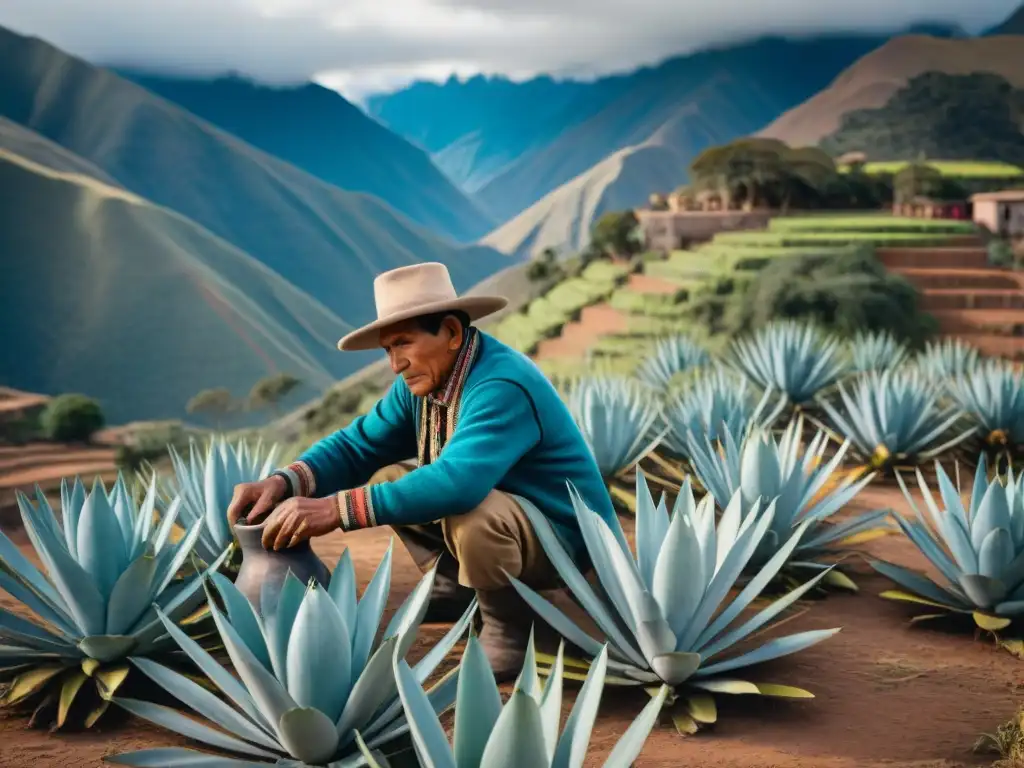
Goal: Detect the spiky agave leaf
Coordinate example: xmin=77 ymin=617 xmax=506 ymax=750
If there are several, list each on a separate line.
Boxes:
xmin=871 ymin=454 xmax=1024 ymax=632
xmin=149 ymin=436 xmax=281 ymax=568
xmin=946 ymin=359 xmax=1024 ymax=454
xmin=106 ymin=541 xmax=476 ymax=767
xmin=817 ymin=367 xmax=976 ymax=470
xmin=725 ymin=320 xmax=850 ymax=406
xmin=686 ymin=416 xmax=888 ymax=586
xmin=913 ymin=338 xmax=982 ymax=381
xmin=565 ymin=376 xmax=667 ymax=479
xmin=354 ymin=630 xmax=669 ymax=767
xmin=505 ymin=472 xmax=840 ymax=737
xmin=0 ymin=475 xmax=222 ymax=729
xmin=661 ymin=366 xmax=785 ymax=460
xmin=846 ymin=330 xmax=910 ymax=373
xmin=635 ymin=334 xmax=710 ymax=392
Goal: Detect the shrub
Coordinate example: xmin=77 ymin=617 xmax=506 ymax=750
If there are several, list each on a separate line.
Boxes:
xmin=989 ymin=239 xmax=1015 ymax=268
xmin=39 ymin=393 xmax=104 ymax=442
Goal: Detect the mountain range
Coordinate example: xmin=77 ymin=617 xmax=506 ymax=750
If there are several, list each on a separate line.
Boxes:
xmin=0 ymin=25 xmax=508 ymax=424
xmin=3 ymin=2 xmax=1023 ymax=423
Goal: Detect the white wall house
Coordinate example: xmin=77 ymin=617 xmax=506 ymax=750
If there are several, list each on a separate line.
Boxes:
xmin=972 ymin=190 xmax=1024 ymax=237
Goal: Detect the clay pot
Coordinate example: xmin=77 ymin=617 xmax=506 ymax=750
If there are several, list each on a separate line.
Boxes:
xmin=232 ymin=520 xmax=331 ymax=617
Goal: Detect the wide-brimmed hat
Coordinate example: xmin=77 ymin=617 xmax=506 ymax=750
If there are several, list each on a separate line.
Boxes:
xmin=337 ymin=262 xmax=508 ymax=351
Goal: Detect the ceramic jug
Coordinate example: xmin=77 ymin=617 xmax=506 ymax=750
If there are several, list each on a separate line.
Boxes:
xmin=232 ymin=519 xmax=331 ymax=617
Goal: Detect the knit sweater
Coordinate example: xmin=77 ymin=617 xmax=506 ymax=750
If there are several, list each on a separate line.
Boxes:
xmin=274 ymin=331 xmax=615 ymax=561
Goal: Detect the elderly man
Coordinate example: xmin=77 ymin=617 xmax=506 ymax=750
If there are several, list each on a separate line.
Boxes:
xmin=226 ymin=261 xmax=616 ymax=680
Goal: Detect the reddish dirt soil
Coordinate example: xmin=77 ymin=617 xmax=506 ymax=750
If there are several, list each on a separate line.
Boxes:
xmin=1 ymin=485 xmax=1022 ymax=768
xmin=628 ymin=273 xmax=682 ymax=295
xmin=535 ymin=303 xmax=628 ymax=360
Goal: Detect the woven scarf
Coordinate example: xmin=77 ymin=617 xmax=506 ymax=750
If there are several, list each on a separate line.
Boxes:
xmin=416 ymin=327 xmax=480 ymax=466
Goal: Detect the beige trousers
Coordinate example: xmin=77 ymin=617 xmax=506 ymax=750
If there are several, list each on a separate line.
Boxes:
xmin=367 ymin=463 xmax=559 ymax=591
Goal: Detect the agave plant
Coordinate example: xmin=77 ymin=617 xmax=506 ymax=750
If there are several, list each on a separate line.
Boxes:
xmin=107 ymin=542 xmax=475 ymax=767
xmin=506 ymin=472 xmax=840 ymax=736
xmin=817 ymin=367 xmax=976 ymax=471
xmin=565 ymin=376 xmax=668 ymax=508
xmin=355 ymin=631 xmax=670 ymax=767
xmin=0 ymin=475 xmax=221 ymax=729
xmin=635 ymin=334 xmax=710 ymax=391
xmin=147 ymin=437 xmax=281 ymax=569
xmin=946 ymin=359 xmax=1024 ymax=454
xmin=871 ymin=454 xmax=1024 ymax=633
xmin=725 ymin=321 xmax=850 ymax=406
xmin=661 ymin=366 xmax=785 ymax=461
xmin=686 ymin=417 xmax=888 ymax=588
xmin=913 ymin=338 xmax=982 ymax=380
xmin=846 ymin=330 xmax=909 ymax=373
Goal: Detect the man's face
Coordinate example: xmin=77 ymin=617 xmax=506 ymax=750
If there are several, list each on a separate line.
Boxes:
xmin=379 ymin=316 xmax=464 ymax=397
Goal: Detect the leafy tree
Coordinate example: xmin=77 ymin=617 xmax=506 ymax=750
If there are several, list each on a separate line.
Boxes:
xmin=186 ymin=387 xmax=236 ymax=429
xmin=591 ymin=210 xmax=642 ymax=257
xmin=893 ymin=162 xmax=944 ymax=203
xmin=527 ymin=247 xmax=560 ymax=281
xmin=40 ymin=394 xmax=104 ymax=443
xmin=732 ymin=246 xmax=937 ymax=347
xmin=248 ymin=373 xmax=302 ymax=418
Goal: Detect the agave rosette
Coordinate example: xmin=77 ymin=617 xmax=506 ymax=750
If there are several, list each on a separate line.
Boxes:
xmin=846 ymin=330 xmax=910 ymax=373
xmin=686 ymin=417 xmax=887 ymax=589
xmin=635 ymin=334 xmax=710 ymax=392
xmin=913 ymin=338 xmax=982 ymax=381
xmin=108 ymin=541 xmax=475 ymax=767
xmin=817 ymin=367 xmax=976 ymax=471
xmin=0 ymin=475 xmax=222 ymax=728
xmin=661 ymin=366 xmax=785 ymax=461
xmin=506 ymin=472 xmax=840 ymax=736
xmin=725 ymin=321 xmax=850 ymax=407
xmin=871 ymin=454 xmax=1024 ymax=632
xmin=946 ymin=359 xmax=1024 ymax=454
xmin=150 ymin=437 xmax=281 ymax=569
xmin=355 ymin=631 xmax=669 ymax=767
xmin=566 ymin=375 xmax=668 ymax=509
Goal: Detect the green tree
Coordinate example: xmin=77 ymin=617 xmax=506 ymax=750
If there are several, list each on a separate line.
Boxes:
xmin=591 ymin=210 xmax=642 ymax=257
xmin=186 ymin=387 xmax=236 ymax=429
xmin=40 ymin=394 xmax=104 ymax=443
xmin=249 ymin=373 xmax=302 ymax=418
xmin=894 ymin=162 xmax=943 ymax=203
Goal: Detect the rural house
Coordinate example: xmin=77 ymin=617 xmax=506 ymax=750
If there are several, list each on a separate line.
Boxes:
xmin=971 ymin=189 xmax=1024 ymax=237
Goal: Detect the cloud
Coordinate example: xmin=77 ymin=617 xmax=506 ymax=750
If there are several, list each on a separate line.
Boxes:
xmin=1 ymin=0 xmax=1018 ymax=100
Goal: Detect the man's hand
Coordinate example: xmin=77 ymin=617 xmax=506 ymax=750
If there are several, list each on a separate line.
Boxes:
xmin=226 ymin=476 xmax=288 ymax=527
xmin=261 ymin=496 xmax=340 ymax=550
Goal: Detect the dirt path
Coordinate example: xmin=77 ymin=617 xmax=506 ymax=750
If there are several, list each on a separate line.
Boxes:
xmin=1 ymin=486 xmax=1021 ymax=767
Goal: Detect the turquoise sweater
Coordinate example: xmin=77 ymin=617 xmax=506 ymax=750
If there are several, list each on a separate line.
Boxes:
xmin=293 ymin=332 xmax=615 ymax=561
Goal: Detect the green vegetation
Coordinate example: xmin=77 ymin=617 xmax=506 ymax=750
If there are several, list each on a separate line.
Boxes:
xmin=491 ymin=257 xmax=632 ymax=354
xmin=845 ymin=160 xmax=1024 ymax=179
xmin=821 ymin=72 xmax=1024 ymax=169
xmin=767 ymin=215 xmax=976 ymax=233
xmin=39 ymin=393 xmax=104 ymax=442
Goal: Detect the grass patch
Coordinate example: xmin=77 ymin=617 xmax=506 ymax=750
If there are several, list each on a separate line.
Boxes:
xmin=841 ymin=159 xmax=1024 ymax=178
xmin=713 ymin=230 xmax=969 ymax=248
xmin=768 ymin=215 xmax=978 ymax=234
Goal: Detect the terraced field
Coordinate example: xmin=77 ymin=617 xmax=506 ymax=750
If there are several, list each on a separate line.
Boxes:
xmin=503 ymin=214 xmax=1024 ymax=375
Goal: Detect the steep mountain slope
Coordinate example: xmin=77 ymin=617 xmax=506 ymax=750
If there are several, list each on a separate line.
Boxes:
xmin=0 ymin=147 xmax=351 ymax=425
xmin=365 ymin=74 xmax=601 ymax=193
xmin=820 ymin=72 xmax=1024 ymax=165
xmin=483 ymin=110 xmax=712 ymax=258
xmin=757 ymin=36 xmax=1024 ymax=148
xmin=986 ymin=2 xmax=1024 ymax=34
xmin=0 ymin=117 xmax=119 ymax=183
xmin=0 ymin=25 xmax=510 ymax=332
xmin=119 ymin=72 xmax=494 ymax=241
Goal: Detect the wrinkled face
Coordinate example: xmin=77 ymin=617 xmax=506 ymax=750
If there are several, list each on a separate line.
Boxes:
xmin=379 ymin=316 xmax=464 ymax=397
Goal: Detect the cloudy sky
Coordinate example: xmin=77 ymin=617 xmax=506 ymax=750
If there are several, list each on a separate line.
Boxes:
xmin=1 ymin=0 xmax=1018 ymax=100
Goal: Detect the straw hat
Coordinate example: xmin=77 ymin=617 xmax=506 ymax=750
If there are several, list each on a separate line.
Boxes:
xmin=337 ymin=262 xmax=508 ymax=351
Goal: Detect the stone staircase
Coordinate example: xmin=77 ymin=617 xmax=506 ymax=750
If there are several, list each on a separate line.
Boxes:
xmin=877 ymin=244 xmax=1024 ymax=361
